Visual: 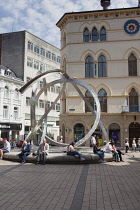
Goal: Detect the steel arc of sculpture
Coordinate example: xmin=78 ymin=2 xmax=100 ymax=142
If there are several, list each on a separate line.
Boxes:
xmin=19 ymin=69 xmax=109 ymax=146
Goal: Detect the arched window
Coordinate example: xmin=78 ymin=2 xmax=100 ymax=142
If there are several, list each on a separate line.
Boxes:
xmin=85 ymin=90 xmax=94 ymax=112
xmin=129 ymin=88 xmax=138 ymax=112
xmin=92 ymin=27 xmax=98 ymax=41
xmin=128 ymin=54 xmax=137 ymax=76
xmin=100 ymin=27 xmax=106 ymax=41
xmin=98 ymin=89 xmax=107 ymax=112
xmin=83 ymin=28 xmax=90 ymax=42
xmin=63 ymin=58 xmax=66 ymax=72
xmin=4 ymin=86 xmax=9 ymax=98
xmin=85 ymin=56 xmax=93 ymax=78
xmin=98 ymin=55 xmax=106 ymax=77
xmin=15 ymin=88 xmax=19 ymax=99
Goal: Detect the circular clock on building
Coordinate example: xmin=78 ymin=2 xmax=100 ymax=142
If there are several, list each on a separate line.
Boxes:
xmin=124 ymin=20 xmax=139 ymax=35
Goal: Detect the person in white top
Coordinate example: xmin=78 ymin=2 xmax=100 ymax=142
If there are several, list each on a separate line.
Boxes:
xmin=125 ymin=138 xmax=129 ymax=153
xmin=104 ymin=142 xmax=112 ymax=153
xmin=90 ymin=134 xmax=96 ymax=147
xmin=137 ymin=138 xmax=140 ymax=152
xmin=132 ymin=138 xmax=137 ymax=152
xmin=67 ymin=142 xmax=85 ymax=161
xmin=0 ymin=138 xmax=11 ymax=160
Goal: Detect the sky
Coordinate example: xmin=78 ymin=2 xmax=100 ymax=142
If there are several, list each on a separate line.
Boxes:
xmin=0 ymin=0 xmax=138 ymax=48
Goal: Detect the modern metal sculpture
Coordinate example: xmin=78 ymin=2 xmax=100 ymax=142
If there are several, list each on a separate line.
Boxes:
xmin=19 ymin=70 xmax=109 ymax=146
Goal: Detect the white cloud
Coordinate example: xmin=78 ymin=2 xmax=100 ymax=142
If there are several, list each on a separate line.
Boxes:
xmin=0 ymin=0 xmax=138 ymax=48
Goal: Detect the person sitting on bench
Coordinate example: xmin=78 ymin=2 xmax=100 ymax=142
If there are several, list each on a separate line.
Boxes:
xmin=36 ymin=139 xmax=49 ymax=165
xmin=18 ymin=141 xmax=31 ymax=163
xmin=67 ymin=142 xmax=85 ymax=161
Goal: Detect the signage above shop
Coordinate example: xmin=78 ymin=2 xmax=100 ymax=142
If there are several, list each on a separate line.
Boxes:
xmin=0 ymin=123 xmax=22 ymax=130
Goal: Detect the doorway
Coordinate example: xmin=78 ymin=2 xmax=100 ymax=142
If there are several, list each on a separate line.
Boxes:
xmin=74 ymin=123 xmax=85 ymax=142
xmin=109 ymin=123 xmax=120 ymax=147
xmin=129 ymin=122 xmax=140 ymax=147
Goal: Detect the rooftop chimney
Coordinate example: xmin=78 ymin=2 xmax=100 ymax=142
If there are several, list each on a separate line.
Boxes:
xmin=100 ymin=0 xmax=111 ymax=10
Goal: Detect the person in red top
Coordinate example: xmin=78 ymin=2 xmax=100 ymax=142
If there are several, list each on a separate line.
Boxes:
xmin=110 ymin=142 xmax=124 ymax=162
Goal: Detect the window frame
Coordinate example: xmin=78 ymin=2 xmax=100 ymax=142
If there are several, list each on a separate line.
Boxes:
xmin=100 ymin=27 xmax=106 ymax=41
xmin=85 ymin=56 xmax=94 ymax=78
xmin=98 ymin=89 xmax=107 ymax=112
xmin=128 ymin=54 xmax=137 ymax=76
xmin=98 ymin=55 xmax=107 ymax=77
xmin=3 ymin=105 xmax=8 ymax=119
xmin=83 ymin=28 xmax=90 ymax=42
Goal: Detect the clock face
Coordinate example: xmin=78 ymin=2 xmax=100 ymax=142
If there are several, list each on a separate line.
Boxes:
xmin=124 ymin=20 xmax=139 ymax=35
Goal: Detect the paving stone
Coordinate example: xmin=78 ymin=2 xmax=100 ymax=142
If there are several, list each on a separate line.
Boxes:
xmin=0 ymin=151 xmax=140 ymax=210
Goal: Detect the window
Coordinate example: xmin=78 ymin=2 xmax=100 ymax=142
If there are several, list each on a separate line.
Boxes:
xmin=3 ymin=106 xmax=8 ymax=118
xmin=92 ymin=27 xmax=98 ymax=41
xmin=56 ymin=103 xmax=60 ymax=111
xmin=56 ymin=86 xmax=60 ymax=94
xmin=40 ymin=63 xmax=45 ymax=72
xmin=13 ymin=107 xmax=18 ymax=120
xmin=98 ymin=89 xmax=107 ymax=112
xmin=85 ymin=90 xmax=94 ymax=112
xmin=4 ymin=86 xmax=9 ymax=98
xmin=85 ymin=56 xmax=93 ymax=78
xmin=52 ymin=53 xmax=56 ymax=61
xmin=47 ymin=101 xmax=50 ymax=109
xmin=51 ymin=85 xmax=55 ymax=92
xmin=27 ymin=57 xmax=33 ymax=67
xmin=34 ymin=44 xmax=40 ymax=54
xmin=39 ymin=100 xmax=44 ymax=108
xmin=34 ymin=60 xmax=39 ymax=70
xmin=15 ymin=89 xmax=19 ymax=100
xmin=129 ymin=88 xmax=138 ymax=112
xmin=83 ymin=28 xmax=90 ymax=42
xmin=40 ymin=48 xmax=45 ymax=56
xmin=74 ymin=123 xmax=85 ymax=142
xmin=28 ymin=41 xmax=33 ymax=51
xmin=51 ymin=102 xmax=55 ymax=110
xmin=57 ymin=56 xmax=61 ymax=63
xmin=128 ymin=54 xmax=137 ymax=76
xmin=63 ymin=58 xmax=66 ymax=72
xmin=39 ymin=81 xmax=43 ymax=89
xmin=98 ymin=55 xmax=106 ymax=77
xmin=46 ymin=51 xmax=51 ymax=59
xmin=26 ymin=97 xmax=30 ymax=106
xmin=100 ymin=27 xmax=106 ymax=41
xmin=26 ymin=77 xmax=32 ymax=83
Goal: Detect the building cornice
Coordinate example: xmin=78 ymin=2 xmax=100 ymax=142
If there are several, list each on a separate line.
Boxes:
xmin=56 ymin=7 xmax=140 ymax=29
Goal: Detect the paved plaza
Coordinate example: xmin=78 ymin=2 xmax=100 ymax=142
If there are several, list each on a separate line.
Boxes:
xmin=0 ymin=151 xmax=140 ymax=210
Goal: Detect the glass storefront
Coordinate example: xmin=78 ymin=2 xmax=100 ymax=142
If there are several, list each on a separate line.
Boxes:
xmin=109 ymin=123 xmax=120 ymax=147
xmin=74 ymin=123 xmax=85 ymax=142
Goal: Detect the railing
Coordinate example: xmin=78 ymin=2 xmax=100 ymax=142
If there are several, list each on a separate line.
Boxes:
xmin=122 ymin=105 xmax=140 ymax=112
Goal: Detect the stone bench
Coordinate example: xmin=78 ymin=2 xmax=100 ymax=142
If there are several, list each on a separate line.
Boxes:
xmin=3 ymin=151 xmax=113 ymax=164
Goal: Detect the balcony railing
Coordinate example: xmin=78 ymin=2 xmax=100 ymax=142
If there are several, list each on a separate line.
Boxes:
xmin=122 ymin=105 xmax=140 ymax=113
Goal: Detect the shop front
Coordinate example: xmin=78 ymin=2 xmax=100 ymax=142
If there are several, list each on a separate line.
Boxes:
xmin=0 ymin=123 xmax=22 ymax=142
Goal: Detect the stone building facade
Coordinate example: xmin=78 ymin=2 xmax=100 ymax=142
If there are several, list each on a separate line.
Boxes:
xmin=57 ymin=5 xmax=140 ymax=147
